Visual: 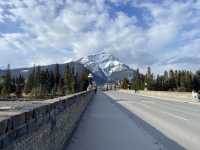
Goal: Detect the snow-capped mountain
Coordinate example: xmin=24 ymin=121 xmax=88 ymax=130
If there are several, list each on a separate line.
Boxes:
xmin=0 ymin=52 xmax=134 ymax=84
xmin=77 ymin=52 xmax=134 ymax=83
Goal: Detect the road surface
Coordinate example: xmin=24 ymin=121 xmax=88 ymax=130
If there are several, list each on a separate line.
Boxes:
xmin=66 ymin=91 xmax=200 ymax=150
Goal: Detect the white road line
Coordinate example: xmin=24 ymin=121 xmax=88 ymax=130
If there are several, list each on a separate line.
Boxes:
xmin=142 ymin=100 xmax=200 ymax=117
xmin=131 ymin=101 xmax=189 ymax=122
xmin=142 ymin=101 xmax=155 ymax=104
xmin=163 ymin=112 xmax=188 ymax=121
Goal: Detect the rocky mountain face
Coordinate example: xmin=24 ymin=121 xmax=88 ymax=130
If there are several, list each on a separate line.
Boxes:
xmin=77 ymin=52 xmax=134 ymax=84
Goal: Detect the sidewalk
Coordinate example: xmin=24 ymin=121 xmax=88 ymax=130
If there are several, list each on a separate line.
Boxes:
xmin=66 ymin=92 xmax=164 ymax=150
xmin=119 ymin=90 xmax=200 ymax=105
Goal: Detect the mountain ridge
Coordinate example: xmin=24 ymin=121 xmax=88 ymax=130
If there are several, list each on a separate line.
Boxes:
xmin=77 ymin=52 xmax=134 ymax=83
xmin=0 ymin=52 xmax=135 ymax=84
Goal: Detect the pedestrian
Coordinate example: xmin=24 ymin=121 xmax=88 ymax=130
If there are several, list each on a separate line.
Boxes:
xmin=95 ymin=87 xmax=97 ymax=94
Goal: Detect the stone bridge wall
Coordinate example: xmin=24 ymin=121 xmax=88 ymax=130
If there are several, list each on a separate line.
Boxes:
xmin=0 ymin=91 xmax=94 ymax=150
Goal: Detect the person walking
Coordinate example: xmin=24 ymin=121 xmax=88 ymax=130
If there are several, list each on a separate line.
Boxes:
xmin=95 ymin=87 xmax=97 ymax=94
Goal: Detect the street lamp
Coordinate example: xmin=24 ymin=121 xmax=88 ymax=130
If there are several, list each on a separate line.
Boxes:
xmin=88 ymin=73 xmax=93 ymax=83
xmin=88 ymin=73 xmax=93 ymax=90
xmin=144 ymin=82 xmax=148 ymax=91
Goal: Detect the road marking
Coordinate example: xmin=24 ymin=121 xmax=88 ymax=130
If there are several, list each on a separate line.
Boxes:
xmin=162 ymin=112 xmax=188 ymax=121
xmin=142 ymin=101 xmax=155 ymax=104
xmin=130 ymin=101 xmax=189 ymax=122
xmin=142 ymin=99 xmax=200 ymax=117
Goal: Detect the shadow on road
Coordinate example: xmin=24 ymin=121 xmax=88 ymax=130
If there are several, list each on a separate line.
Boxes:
xmin=104 ymin=93 xmax=186 ymax=150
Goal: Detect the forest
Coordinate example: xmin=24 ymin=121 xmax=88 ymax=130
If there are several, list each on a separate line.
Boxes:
xmin=121 ymin=67 xmax=200 ymax=92
xmin=0 ymin=64 xmax=89 ymax=99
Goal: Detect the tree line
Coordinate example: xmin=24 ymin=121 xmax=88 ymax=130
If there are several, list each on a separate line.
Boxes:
xmin=0 ymin=64 xmax=89 ymax=99
xmin=121 ymin=67 xmax=200 ymax=92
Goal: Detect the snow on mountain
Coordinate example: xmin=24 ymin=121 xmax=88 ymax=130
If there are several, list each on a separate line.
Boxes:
xmin=0 ymin=66 xmax=6 ymax=70
xmin=21 ymin=69 xmax=29 ymax=73
xmin=77 ymin=52 xmax=134 ymax=82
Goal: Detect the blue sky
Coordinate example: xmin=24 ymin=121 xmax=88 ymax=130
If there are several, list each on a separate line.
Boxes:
xmin=0 ymin=0 xmax=200 ymax=73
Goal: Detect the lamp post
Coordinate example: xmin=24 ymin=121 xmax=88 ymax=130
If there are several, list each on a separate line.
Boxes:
xmin=88 ymin=73 xmax=93 ymax=90
xmin=144 ymin=82 xmax=148 ymax=91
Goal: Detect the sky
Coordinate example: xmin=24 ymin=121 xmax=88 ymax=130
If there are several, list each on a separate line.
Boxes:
xmin=0 ymin=0 xmax=200 ymax=74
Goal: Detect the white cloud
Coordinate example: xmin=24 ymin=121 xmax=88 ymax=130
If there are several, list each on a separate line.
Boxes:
xmin=0 ymin=0 xmax=199 ymax=73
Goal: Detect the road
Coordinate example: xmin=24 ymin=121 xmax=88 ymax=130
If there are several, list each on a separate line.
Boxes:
xmin=107 ymin=91 xmax=200 ymax=150
xmin=66 ymin=91 xmax=200 ymax=150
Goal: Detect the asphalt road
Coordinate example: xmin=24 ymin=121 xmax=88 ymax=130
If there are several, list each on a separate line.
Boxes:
xmin=66 ymin=92 xmax=166 ymax=150
xmin=106 ymin=91 xmax=200 ymax=150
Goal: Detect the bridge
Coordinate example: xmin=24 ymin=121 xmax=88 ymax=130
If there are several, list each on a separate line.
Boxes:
xmin=67 ymin=91 xmax=200 ymax=150
xmin=0 ymin=90 xmax=200 ymax=150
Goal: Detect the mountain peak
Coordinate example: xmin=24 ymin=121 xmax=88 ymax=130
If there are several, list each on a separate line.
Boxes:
xmin=78 ymin=52 xmax=119 ymax=64
xmin=77 ymin=52 xmax=134 ymax=82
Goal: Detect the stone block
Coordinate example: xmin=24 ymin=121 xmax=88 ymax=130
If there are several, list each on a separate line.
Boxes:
xmin=0 ymin=119 xmax=8 ymax=135
xmin=11 ymin=113 xmax=26 ymax=130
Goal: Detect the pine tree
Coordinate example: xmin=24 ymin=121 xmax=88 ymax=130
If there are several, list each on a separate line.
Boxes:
xmin=39 ymin=69 xmax=49 ymax=97
xmin=74 ymin=73 xmax=79 ymax=92
xmin=54 ymin=64 xmax=60 ymax=94
xmin=57 ymin=78 xmax=65 ymax=96
xmin=33 ymin=66 xmax=41 ymax=97
xmin=145 ymin=67 xmax=154 ymax=90
xmin=168 ymin=70 xmax=176 ymax=91
xmin=47 ymin=70 xmax=55 ymax=95
xmin=192 ymin=70 xmax=200 ymax=91
xmin=80 ymin=72 xmax=89 ymax=91
xmin=131 ymin=68 xmax=145 ymax=90
xmin=15 ymin=74 xmax=25 ymax=98
xmin=121 ymin=78 xmax=129 ymax=89
xmin=24 ymin=65 xmax=35 ymax=94
xmin=0 ymin=76 xmax=3 ymax=95
xmin=2 ymin=64 xmax=12 ymax=97
xmin=64 ymin=65 xmax=76 ymax=94
xmin=185 ymin=71 xmax=193 ymax=91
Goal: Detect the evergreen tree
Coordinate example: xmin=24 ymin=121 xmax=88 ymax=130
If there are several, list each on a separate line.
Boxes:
xmin=47 ymin=70 xmax=55 ymax=95
xmin=54 ymin=64 xmax=60 ymax=93
xmin=33 ymin=65 xmax=41 ymax=97
xmin=0 ymin=76 xmax=3 ymax=94
xmin=162 ymin=70 xmax=169 ymax=90
xmin=80 ymin=72 xmax=89 ymax=91
xmin=74 ymin=73 xmax=79 ymax=92
xmin=130 ymin=68 xmax=197 ymax=92
xmin=15 ymin=74 xmax=25 ymax=97
xmin=64 ymin=64 xmax=75 ymax=94
xmin=185 ymin=71 xmax=193 ymax=91
xmin=131 ymin=68 xmax=145 ymax=90
xmin=145 ymin=67 xmax=154 ymax=90
xmin=168 ymin=70 xmax=176 ymax=90
xmin=39 ymin=69 xmax=49 ymax=97
xmin=24 ymin=65 xmax=36 ymax=94
xmin=1 ymin=64 xmax=12 ymax=97
xmin=192 ymin=70 xmax=200 ymax=91
xmin=57 ymin=78 xmax=65 ymax=96
xmin=121 ymin=78 xmax=129 ymax=89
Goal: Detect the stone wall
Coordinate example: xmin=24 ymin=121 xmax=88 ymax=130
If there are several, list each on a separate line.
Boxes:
xmin=0 ymin=91 xmax=94 ymax=150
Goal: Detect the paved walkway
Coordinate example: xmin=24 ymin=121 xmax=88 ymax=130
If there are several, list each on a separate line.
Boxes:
xmin=66 ymin=92 xmax=164 ymax=150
